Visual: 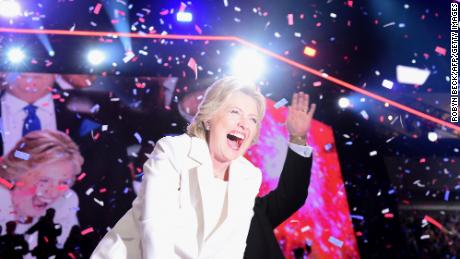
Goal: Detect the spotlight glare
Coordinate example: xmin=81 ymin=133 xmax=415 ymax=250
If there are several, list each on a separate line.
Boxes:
xmin=7 ymin=48 xmax=25 ymax=63
xmin=230 ymin=49 xmax=265 ymax=82
xmin=427 ymin=132 xmax=438 ymax=142
xmin=338 ymin=97 xmax=350 ymax=109
xmin=0 ymin=1 xmax=21 ymax=18
xmin=176 ymin=12 xmax=193 ymax=22
xmin=87 ymin=49 xmax=106 ymax=65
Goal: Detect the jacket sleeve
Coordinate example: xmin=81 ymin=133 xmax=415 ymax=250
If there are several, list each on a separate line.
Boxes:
xmin=256 ymin=148 xmax=313 ymax=228
xmin=131 ymin=137 xmax=181 ymax=258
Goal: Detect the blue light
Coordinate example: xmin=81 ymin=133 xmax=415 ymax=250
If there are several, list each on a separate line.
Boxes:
xmin=176 ymin=12 xmax=193 ymax=22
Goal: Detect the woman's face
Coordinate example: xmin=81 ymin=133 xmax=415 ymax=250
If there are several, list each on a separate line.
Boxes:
xmin=11 ymin=159 xmax=76 ymax=218
xmin=208 ymin=91 xmax=260 ymax=163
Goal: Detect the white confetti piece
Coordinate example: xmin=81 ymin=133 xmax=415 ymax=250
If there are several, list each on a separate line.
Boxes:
xmin=328 ymin=236 xmax=343 ymax=248
xmin=369 ymin=150 xmax=377 ymax=156
xmin=274 ymin=98 xmax=288 ymax=109
xmin=360 ymin=110 xmax=369 ymax=120
xmin=382 ymin=79 xmax=394 ymax=89
xmin=86 ymin=188 xmax=94 ymax=196
xmin=14 ymin=150 xmax=30 ymax=160
xmin=123 ymin=52 xmax=135 ymax=63
xmin=94 ymin=198 xmax=104 ymax=207
xmin=396 ymin=65 xmax=430 ymax=85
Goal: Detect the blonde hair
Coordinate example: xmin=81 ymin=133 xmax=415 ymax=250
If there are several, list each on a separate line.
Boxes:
xmin=187 ymin=77 xmax=266 ymax=144
xmin=0 ymin=130 xmax=84 ymax=183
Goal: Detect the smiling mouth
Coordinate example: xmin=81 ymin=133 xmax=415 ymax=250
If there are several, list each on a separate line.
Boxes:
xmin=227 ymin=133 xmax=244 ymax=151
xmin=32 ymin=196 xmax=51 ymax=210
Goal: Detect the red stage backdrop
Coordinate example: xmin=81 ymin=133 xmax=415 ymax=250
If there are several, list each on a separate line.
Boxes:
xmin=245 ymin=99 xmax=360 ymax=259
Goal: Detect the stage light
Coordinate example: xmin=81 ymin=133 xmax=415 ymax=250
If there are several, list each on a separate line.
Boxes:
xmin=87 ymin=49 xmax=106 ymax=65
xmin=427 ymin=132 xmax=438 ymax=142
xmin=7 ymin=48 xmax=25 ymax=63
xmin=176 ymin=12 xmax=193 ymax=22
xmin=338 ymin=97 xmax=350 ymax=109
xmin=230 ymin=49 xmax=265 ymax=82
xmin=0 ymin=1 xmax=21 ymax=18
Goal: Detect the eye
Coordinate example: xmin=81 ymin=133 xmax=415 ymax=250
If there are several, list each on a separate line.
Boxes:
xmin=39 ymin=178 xmax=49 ymax=184
xmin=250 ymin=117 xmax=258 ymax=124
xmin=230 ymin=109 xmax=240 ymax=115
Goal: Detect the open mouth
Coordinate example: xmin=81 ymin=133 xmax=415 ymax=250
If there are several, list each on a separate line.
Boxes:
xmin=227 ymin=132 xmax=245 ymax=151
xmin=32 ymin=196 xmax=51 ymax=210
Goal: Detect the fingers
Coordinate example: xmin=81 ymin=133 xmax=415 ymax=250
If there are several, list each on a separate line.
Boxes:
xmin=292 ymin=92 xmax=312 ymax=111
xmin=307 ymin=103 xmax=317 ymax=117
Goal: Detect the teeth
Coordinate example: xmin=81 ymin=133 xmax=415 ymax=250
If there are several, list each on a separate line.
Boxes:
xmin=232 ymin=132 xmax=245 ymax=140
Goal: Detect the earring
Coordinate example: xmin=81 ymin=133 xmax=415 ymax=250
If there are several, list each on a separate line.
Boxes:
xmin=205 ymin=122 xmax=210 ymax=130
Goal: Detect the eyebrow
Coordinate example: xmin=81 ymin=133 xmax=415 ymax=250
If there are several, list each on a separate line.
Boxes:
xmin=229 ymin=106 xmax=258 ymax=118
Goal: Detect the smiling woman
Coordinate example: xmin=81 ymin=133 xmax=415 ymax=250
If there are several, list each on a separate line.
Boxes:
xmin=0 ymin=129 xmax=84 ymax=256
xmin=91 ymin=76 xmax=315 ymax=259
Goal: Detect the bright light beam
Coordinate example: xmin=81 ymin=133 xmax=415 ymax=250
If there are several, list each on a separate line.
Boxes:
xmin=7 ymin=48 xmax=25 ymax=63
xmin=230 ymin=49 xmax=265 ymax=83
xmin=0 ymin=1 xmax=21 ymax=18
xmin=0 ymin=27 xmax=457 ymax=132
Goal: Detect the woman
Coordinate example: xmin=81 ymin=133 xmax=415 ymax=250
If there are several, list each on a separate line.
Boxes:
xmin=91 ymin=77 xmax=315 ymax=259
xmin=0 ymin=129 xmax=84 ymax=256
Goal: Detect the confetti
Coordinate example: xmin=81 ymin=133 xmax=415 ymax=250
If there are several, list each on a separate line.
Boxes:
xmin=287 ymin=14 xmax=294 ymax=25
xmin=434 ymin=46 xmax=447 ymax=56
xmin=381 ymin=79 xmax=394 ymax=89
xmin=14 ymin=150 xmax=30 ymax=160
xmin=328 ymin=236 xmax=343 ymax=248
xmin=93 ymin=3 xmax=102 ymax=15
xmin=81 ymin=227 xmax=94 ymax=235
xmin=134 ymin=132 xmax=142 ymax=144
xmin=303 ymin=46 xmax=317 ymax=57
xmin=396 ymin=65 xmax=430 ymax=85
xmin=187 ymin=57 xmax=198 ymax=79
xmin=0 ymin=177 xmax=14 ymax=189
xmin=274 ymin=98 xmax=288 ymax=109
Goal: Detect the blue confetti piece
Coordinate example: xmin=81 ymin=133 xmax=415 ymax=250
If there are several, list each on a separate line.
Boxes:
xmin=134 ymin=132 xmax=142 ymax=144
xmin=350 ymin=214 xmax=364 ymax=220
xmin=444 ymin=190 xmax=450 ymax=201
xmin=14 ymin=150 xmax=30 ymax=160
xmin=328 ymin=236 xmax=344 ymax=248
xmin=79 ymin=119 xmax=102 ymax=137
xmin=274 ymin=98 xmax=288 ymax=109
xmin=324 ymin=143 xmax=333 ymax=151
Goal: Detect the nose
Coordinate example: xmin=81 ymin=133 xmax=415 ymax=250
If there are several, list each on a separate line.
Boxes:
xmin=237 ymin=117 xmax=248 ymax=130
xmin=38 ymin=182 xmax=61 ymax=199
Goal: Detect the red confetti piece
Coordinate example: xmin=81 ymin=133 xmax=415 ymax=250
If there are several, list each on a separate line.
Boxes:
xmin=179 ymin=2 xmax=187 ymax=12
xmin=81 ymin=227 xmax=94 ymax=235
xmin=434 ymin=46 xmax=446 ymax=56
xmin=94 ymin=3 xmax=102 ymax=15
xmin=77 ymin=172 xmax=87 ymax=181
xmin=0 ymin=177 xmax=14 ymax=189
xmin=195 ymin=24 xmax=202 ymax=34
xmin=424 ymin=215 xmax=447 ymax=232
xmin=347 ymin=0 xmax=353 ymax=7
xmin=159 ymin=9 xmax=169 ymax=16
xmin=187 ymin=57 xmax=198 ymax=79
xmin=99 ymin=188 xmax=107 ymax=193
xmin=384 ymin=213 xmax=394 ymax=218
xmin=68 ymin=252 xmax=76 ymax=259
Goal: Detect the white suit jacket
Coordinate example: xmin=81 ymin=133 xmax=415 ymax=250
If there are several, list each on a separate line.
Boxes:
xmin=91 ymin=134 xmax=262 ymax=259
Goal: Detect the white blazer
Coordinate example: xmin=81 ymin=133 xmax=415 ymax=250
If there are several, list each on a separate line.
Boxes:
xmin=91 ymin=134 xmax=262 ymax=259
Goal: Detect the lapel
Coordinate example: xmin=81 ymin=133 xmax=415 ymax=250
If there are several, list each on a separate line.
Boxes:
xmin=186 ymin=136 xmax=257 ymax=256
